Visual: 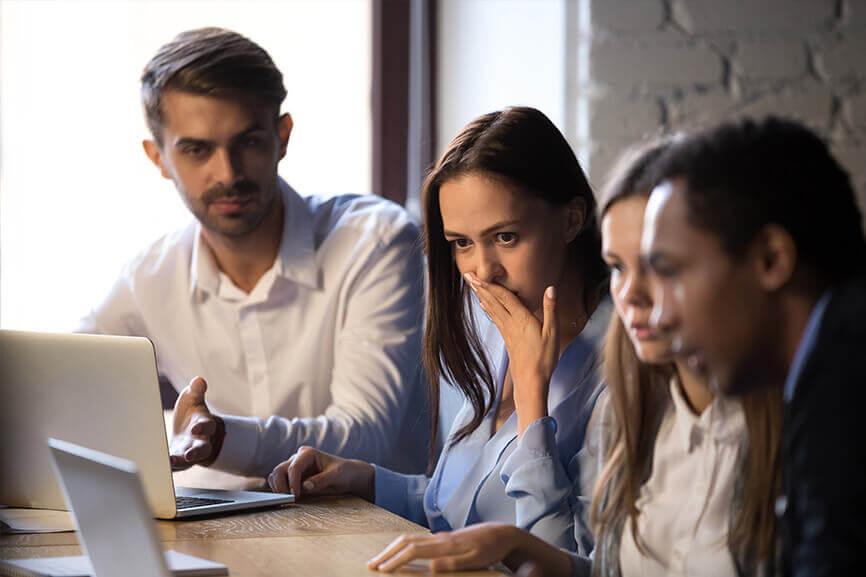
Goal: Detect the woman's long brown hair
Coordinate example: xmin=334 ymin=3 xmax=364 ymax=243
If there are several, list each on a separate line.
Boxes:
xmin=590 ymin=141 xmax=783 ymax=576
xmin=421 ymin=107 xmax=609 ymax=468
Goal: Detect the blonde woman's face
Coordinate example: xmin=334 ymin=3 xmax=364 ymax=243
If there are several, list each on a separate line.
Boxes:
xmin=602 ymin=196 xmax=673 ymax=364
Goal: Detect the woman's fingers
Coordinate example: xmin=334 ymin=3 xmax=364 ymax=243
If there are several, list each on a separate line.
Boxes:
xmin=465 ymin=274 xmax=508 ymax=324
xmin=541 ymin=285 xmax=558 ymax=346
xmin=368 ymin=534 xmax=468 ymax=573
xmin=366 ymin=534 xmax=418 ymax=571
xmin=478 ymin=280 xmax=523 ymax=312
xmin=367 ymin=534 xmax=422 ymax=569
xmin=465 ymin=273 xmax=525 ymax=314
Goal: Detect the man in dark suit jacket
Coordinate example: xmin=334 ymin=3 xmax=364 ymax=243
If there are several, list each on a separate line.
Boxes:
xmin=640 ymin=116 xmax=866 ymax=576
xmin=780 ymin=272 xmax=866 ymax=576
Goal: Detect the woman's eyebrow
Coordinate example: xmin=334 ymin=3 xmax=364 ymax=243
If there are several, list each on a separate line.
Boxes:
xmin=443 ymin=219 xmax=520 ymax=238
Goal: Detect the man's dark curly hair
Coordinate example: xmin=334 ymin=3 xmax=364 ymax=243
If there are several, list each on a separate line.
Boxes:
xmin=650 ymin=116 xmax=866 ymax=285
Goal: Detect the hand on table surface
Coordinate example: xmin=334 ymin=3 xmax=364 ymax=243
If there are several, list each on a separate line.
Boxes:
xmin=268 ymin=446 xmax=375 ymax=501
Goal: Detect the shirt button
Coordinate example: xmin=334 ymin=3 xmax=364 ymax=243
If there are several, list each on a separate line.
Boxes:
xmin=775 ymin=495 xmax=788 ymax=518
xmin=689 ymin=427 xmax=704 ymax=449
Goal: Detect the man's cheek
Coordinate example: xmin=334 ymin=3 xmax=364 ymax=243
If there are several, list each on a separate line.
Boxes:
xmin=672 ymin=280 xmax=687 ymax=307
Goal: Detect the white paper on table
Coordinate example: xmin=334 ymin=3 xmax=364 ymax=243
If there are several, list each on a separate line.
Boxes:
xmin=0 ymin=508 xmax=76 ymax=534
xmin=0 ymin=550 xmax=228 ymax=576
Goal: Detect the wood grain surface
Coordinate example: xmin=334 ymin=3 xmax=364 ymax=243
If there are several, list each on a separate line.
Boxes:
xmin=0 ymin=496 xmax=423 ymax=547
xmin=0 ymin=533 xmax=502 ymax=576
xmin=0 ymin=497 xmax=504 ymax=576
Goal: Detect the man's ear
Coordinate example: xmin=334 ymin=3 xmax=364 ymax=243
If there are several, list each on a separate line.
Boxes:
xmin=753 ymin=224 xmax=797 ymax=292
xmin=277 ymin=113 xmax=293 ymax=160
xmin=142 ymin=139 xmax=171 ymax=180
xmin=565 ymin=197 xmax=587 ymax=243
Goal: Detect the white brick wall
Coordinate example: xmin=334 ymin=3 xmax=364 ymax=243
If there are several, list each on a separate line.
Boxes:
xmin=736 ymin=40 xmax=808 ymax=81
xmin=576 ymin=0 xmax=866 ymax=225
xmin=591 ymin=38 xmax=724 ymax=88
xmin=591 ymin=0 xmax=665 ymax=33
xmin=674 ymin=0 xmax=835 ymax=34
xmin=847 ymin=93 xmax=866 ymax=128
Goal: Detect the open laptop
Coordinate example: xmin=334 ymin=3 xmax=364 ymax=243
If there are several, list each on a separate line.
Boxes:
xmin=34 ymin=438 xmax=227 ymax=577
xmin=0 ymin=329 xmax=294 ymax=518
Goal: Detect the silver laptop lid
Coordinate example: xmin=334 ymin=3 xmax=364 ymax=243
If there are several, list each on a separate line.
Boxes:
xmin=0 ymin=330 xmax=177 ymax=517
xmin=48 ymin=438 xmax=171 ymax=577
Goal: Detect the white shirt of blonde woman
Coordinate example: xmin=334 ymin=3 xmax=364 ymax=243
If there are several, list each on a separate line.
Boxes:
xmin=617 ymin=378 xmax=746 ymax=577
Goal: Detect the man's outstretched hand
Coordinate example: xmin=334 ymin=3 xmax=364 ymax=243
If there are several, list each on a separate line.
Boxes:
xmin=169 ymin=376 xmax=224 ymax=471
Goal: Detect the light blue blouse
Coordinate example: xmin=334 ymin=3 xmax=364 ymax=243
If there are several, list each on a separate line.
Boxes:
xmin=374 ymin=300 xmax=611 ymax=552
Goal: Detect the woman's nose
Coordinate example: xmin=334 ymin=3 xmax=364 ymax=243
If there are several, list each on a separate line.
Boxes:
xmin=473 ymin=249 xmax=504 ymax=284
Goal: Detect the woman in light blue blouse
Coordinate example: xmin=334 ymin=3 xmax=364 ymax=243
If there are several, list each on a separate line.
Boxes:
xmin=267 ymin=107 xmax=610 ymax=555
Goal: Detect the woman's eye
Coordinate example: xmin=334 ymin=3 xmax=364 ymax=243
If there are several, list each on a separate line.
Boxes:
xmin=452 ymin=238 xmax=472 ymax=250
xmin=495 ymin=232 xmax=517 ymax=245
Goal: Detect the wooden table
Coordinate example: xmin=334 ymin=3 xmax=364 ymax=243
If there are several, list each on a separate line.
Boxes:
xmin=0 ymin=497 xmax=502 ymax=576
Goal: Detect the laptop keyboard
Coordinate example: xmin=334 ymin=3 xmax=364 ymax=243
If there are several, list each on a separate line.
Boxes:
xmin=175 ymin=495 xmax=233 ymax=510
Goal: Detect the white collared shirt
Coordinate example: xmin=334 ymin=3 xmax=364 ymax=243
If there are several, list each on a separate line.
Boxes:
xmin=78 ymin=180 xmax=427 ymax=485
xmin=618 ymin=378 xmax=746 ymax=577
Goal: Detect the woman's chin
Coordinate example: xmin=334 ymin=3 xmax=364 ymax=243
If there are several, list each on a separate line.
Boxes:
xmin=633 ymin=340 xmax=674 ymax=365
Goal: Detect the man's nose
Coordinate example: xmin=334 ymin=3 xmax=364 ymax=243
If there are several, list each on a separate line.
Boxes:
xmin=211 ymin=148 xmax=240 ymax=186
xmin=649 ymin=282 xmax=678 ymax=335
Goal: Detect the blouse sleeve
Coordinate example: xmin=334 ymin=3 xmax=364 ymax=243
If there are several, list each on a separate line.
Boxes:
xmin=499 ymin=416 xmax=578 ymax=550
xmin=572 ymin=388 xmax=611 ymax=553
xmin=372 ymin=464 xmax=430 ymax=527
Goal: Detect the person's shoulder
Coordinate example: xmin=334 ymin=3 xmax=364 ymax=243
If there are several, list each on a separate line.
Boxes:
xmin=117 ymin=222 xmax=196 ymax=282
xmin=815 ymin=274 xmax=866 ymax=360
xmin=305 ymin=192 xmax=419 ymax=247
xmin=794 ymin=273 xmax=866 ymax=411
xmin=826 ymin=274 xmax=866 ymax=335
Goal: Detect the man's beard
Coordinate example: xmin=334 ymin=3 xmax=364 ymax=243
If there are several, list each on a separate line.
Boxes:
xmin=192 ymin=179 xmax=276 ymax=237
xmin=201 ymin=179 xmax=260 ymax=204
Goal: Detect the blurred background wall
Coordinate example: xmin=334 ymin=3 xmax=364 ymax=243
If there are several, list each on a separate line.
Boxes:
xmin=436 ymin=0 xmax=865 ymax=218
xmin=576 ymin=0 xmax=866 ymax=212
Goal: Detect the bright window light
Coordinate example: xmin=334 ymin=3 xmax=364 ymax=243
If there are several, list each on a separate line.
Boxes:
xmin=1 ymin=0 xmax=371 ymax=331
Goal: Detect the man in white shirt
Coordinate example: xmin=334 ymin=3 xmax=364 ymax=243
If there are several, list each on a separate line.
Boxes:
xmin=78 ymin=27 xmax=427 ymax=486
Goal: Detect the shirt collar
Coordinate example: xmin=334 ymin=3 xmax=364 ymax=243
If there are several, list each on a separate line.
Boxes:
xmin=783 ymin=290 xmax=832 ymax=402
xmin=189 ymin=178 xmax=320 ymax=299
xmin=273 ymin=179 xmax=320 ymax=290
xmin=669 ymin=376 xmax=745 ymax=453
xmin=189 ymin=224 xmax=218 ymax=297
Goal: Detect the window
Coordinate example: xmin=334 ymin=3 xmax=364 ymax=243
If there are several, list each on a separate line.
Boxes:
xmin=0 ymin=0 xmax=371 ymax=330
xmin=436 ymin=0 xmax=568 ymax=156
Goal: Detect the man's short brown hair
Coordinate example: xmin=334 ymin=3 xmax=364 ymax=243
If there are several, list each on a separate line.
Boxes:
xmin=141 ymin=27 xmax=287 ymax=144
